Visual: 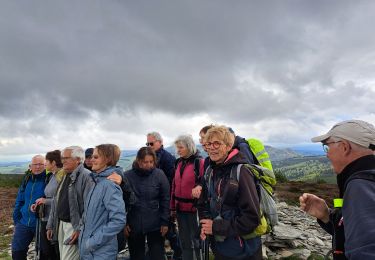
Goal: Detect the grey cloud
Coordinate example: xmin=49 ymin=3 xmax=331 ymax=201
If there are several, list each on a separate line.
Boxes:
xmin=0 ymin=1 xmax=375 ymax=155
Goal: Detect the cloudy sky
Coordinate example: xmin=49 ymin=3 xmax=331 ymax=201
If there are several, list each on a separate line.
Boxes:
xmin=1 ymin=1 xmax=375 ymax=161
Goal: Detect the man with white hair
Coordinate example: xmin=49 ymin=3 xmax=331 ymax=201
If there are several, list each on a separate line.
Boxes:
xmin=46 ymin=146 xmax=93 ymax=260
xmin=300 ymin=120 xmax=375 ymax=259
xmin=12 ymin=155 xmax=47 ymax=260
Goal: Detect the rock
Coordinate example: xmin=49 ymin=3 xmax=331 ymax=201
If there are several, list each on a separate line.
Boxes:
xmin=280 ymin=250 xmax=293 ymax=257
xmin=273 ymin=225 xmax=303 ymax=240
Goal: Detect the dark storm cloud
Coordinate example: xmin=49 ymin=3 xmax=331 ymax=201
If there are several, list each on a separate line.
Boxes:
xmin=0 ymin=0 xmax=374 ymax=152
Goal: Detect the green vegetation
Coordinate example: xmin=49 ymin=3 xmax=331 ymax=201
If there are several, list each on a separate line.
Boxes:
xmin=273 ymin=156 xmax=335 ymax=184
xmin=0 ymin=174 xmax=24 ymax=188
xmin=275 ymin=171 xmax=288 ymax=183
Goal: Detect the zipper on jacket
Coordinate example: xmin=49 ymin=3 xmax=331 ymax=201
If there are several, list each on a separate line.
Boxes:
xmin=28 ymin=178 xmax=36 ymax=226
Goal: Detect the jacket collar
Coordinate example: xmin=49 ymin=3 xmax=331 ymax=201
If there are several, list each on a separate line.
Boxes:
xmin=69 ymin=163 xmax=85 ymax=183
xmin=337 ymin=155 xmax=375 ymax=197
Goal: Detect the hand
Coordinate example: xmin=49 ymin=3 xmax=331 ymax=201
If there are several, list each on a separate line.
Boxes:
xmin=35 ymin=198 xmax=46 ymax=206
xmin=124 ymin=225 xmax=131 ymax=238
xmin=46 ymin=230 xmax=53 ymax=241
xmin=30 ymin=204 xmax=37 ymax=212
xmin=200 ymin=219 xmax=213 ymax=238
xmin=160 ymin=226 xmax=168 ymax=237
xmin=192 ymin=185 xmax=202 ymax=199
xmin=69 ymin=231 xmax=80 ymax=245
xmin=107 ymin=172 xmax=122 ymax=185
xmin=299 ymin=193 xmax=330 ymax=223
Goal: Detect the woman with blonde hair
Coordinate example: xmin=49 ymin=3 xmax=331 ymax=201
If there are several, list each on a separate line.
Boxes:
xmin=199 ymin=126 xmax=262 ymax=260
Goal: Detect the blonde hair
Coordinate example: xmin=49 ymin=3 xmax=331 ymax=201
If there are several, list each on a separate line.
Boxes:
xmin=205 ymin=125 xmax=235 ymax=148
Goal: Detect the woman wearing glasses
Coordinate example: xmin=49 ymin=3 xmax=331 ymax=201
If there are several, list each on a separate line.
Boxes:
xmin=198 ymin=126 xmax=262 ymax=260
xmin=124 ymin=147 xmax=170 ymax=260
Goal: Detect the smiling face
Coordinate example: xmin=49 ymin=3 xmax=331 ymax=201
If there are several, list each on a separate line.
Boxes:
xmin=205 ymin=134 xmax=232 ymax=164
xmin=91 ymin=148 xmax=108 ymax=173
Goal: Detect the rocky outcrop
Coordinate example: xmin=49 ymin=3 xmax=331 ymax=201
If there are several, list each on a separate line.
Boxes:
xmin=263 ymin=201 xmax=332 ymax=259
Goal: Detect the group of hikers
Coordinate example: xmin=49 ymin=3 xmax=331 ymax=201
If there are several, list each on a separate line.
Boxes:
xmin=11 ymin=120 xmax=375 ymax=260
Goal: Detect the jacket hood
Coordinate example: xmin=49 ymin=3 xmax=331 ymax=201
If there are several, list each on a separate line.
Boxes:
xmin=95 ymin=166 xmax=123 ymax=179
xmin=233 ymin=135 xmax=247 ymax=148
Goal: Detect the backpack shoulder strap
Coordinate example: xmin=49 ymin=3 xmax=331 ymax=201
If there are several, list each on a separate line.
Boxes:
xmin=174 ymin=157 xmax=181 ymax=169
xmin=193 ymin=158 xmax=201 ymax=184
xmin=21 ymin=172 xmax=31 ymax=192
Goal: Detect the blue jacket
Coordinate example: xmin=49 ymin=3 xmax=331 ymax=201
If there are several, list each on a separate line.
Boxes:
xmin=13 ymin=171 xmax=47 ymax=227
xmin=124 ymin=166 xmax=170 ymax=234
xmin=156 ymin=146 xmax=176 ymax=184
xmin=79 ymin=167 xmax=126 ymax=260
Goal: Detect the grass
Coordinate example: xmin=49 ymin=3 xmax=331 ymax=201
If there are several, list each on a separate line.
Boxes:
xmin=0 ymin=234 xmax=12 ymax=259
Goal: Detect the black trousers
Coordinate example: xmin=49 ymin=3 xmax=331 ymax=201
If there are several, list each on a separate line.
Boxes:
xmin=128 ymin=230 xmax=165 ymax=260
xmin=39 ymin=221 xmax=60 ymax=260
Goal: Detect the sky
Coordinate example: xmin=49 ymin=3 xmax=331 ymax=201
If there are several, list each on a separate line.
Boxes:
xmin=1 ymin=1 xmax=375 ymax=161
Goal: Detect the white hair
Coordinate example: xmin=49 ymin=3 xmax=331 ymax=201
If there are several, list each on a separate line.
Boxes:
xmin=147 ymin=131 xmax=163 ymax=142
xmin=62 ymin=146 xmax=85 ymax=163
xmin=174 ymin=134 xmax=197 ymax=157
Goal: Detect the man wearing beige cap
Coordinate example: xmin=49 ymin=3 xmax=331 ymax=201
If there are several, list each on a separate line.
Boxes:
xmin=300 ymin=120 xmax=375 ymax=259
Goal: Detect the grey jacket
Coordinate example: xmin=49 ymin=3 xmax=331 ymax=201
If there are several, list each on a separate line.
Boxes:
xmin=47 ymin=164 xmax=94 ymax=238
xmin=42 ymin=173 xmax=59 ymax=222
xmin=79 ymin=167 xmax=126 ymax=259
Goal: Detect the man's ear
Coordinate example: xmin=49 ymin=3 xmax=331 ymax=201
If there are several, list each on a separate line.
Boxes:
xmin=342 ymin=140 xmax=352 ymax=156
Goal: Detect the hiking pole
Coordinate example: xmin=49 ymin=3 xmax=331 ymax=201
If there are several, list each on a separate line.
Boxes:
xmin=34 ymin=213 xmax=41 ymax=260
xmin=34 ymin=204 xmax=44 ymax=260
xmin=195 ymin=212 xmax=204 ymax=260
xmin=203 ymin=236 xmax=209 ymax=260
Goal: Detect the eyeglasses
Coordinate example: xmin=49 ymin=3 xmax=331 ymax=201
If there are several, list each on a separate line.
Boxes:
xmin=322 ymin=141 xmax=342 ymax=153
xmin=204 ymin=141 xmax=224 ymax=149
xmin=146 ymin=141 xmax=160 ymax=146
xmin=31 ymin=163 xmax=44 ymax=167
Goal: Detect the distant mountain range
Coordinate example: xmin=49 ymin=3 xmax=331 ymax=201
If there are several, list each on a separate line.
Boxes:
xmin=0 ymin=144 xmax=326 ymax=175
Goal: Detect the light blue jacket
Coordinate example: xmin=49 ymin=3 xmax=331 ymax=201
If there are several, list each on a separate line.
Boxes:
xmin=79 ymin=167 xmax=126 ymax=259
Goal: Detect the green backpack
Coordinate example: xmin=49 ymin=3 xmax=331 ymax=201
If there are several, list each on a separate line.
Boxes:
xmin=227 ymin=164 xmax=278 ymax=238
xmin=247 ymin=138 xmax=273 ymax=171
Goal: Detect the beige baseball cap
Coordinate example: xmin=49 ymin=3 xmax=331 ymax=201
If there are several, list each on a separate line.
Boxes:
xmin=311 ymin=120 xmax=375 ymax=150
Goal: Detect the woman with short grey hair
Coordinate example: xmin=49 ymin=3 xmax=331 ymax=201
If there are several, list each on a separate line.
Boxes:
xmin=171 ymin=134 xmax=203 ymax=260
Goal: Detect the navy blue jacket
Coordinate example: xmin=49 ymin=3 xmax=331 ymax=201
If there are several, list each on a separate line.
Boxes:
xmin=13 ymin=171 xmax=47 ymax=227
xmin=233 ymin=136 xmax=255 ymax=165
xmin=318 ymin=155 xmax=375 ymax=259
xmin=124 ymin=166 xmax=170 ymax=234
xmin=156 ymin=146 xmax=176 ymax=184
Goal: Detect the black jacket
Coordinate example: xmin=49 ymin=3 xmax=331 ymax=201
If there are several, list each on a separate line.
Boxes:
xmin=124 ymin=166 xmax=170 ymax=234
xmin=156 ymin=146 xmax=176 ymax=184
